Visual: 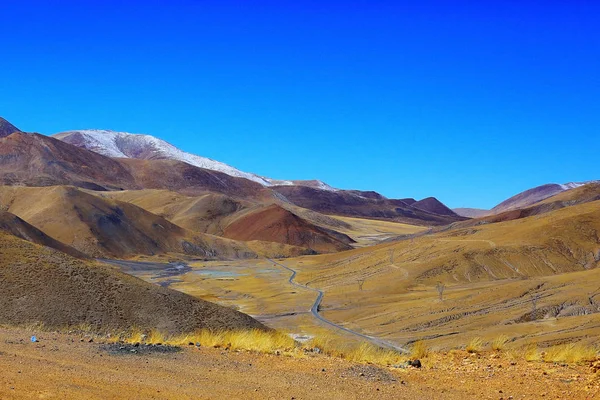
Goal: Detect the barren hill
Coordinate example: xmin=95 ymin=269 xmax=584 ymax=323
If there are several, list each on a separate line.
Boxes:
xmin=0 ymin=231 xmax=267 ymax=333
xmin=490 ymin=181 xmax=598 ymax=214
xmin=94 ymin=189 xmax=249 ymax=235
xmin=0 ymin=186 xmax=260 ymax=259
xmin=409 ymin=197 xmax=457 ymax=217
xmin=93 ymin=190 xmax=354 ymax=253
xmin=0 ymin=132 xmax=136 ymax=190
xmin=278 ymin=199 xmax=600 ymax=349
xmin=272 ymin=185 xmax=465 ymax=226
xmin=0 ymin=211 xmax=86 ymax=259
xmin=222 ymin=204 xmax=355 ymax=253
xmin=449 ymin=182 xmax=600 ymax=230
xmin=117 ymin=158 xmax=267 ymax=199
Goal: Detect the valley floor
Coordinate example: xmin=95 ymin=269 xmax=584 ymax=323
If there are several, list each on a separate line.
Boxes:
xmin=0 ymin=328 xmax=598 ymax=399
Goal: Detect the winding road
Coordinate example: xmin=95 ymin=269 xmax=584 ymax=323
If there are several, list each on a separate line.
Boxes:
xmin=268 ymin=259 xmax=407 ymax=353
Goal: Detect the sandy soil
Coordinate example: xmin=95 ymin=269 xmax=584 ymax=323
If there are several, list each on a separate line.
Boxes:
xmin=0 ymin=328 xmax=598 ymax=399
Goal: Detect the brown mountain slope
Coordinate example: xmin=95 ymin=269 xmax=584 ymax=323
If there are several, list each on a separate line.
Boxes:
xmin=490 ymin=183 xmax=566 ymax=214
xmin=272 ymin=186 xmax=465 ymax=226
xmin=448 ymin=182 xmax=600 ymax=230
xmin=535 ymin=182 xmax=600 ymax=206
xmin=0 ymin=132 xmax=136 ymax=190
xmin=95 ymin=189 xmax=250 ymax=235
xmin=0 ymin=131 xmax=271 ymax=199
xmin=304 ymin=199 xmax=600 ymax=291
xmin=410 ymin=197 xmax=458 ymax=217
xmin=0 ymin=231 xmax=267 ymax=333
xmin=0 ymin=211 xmax=87 ymax=258
xmin=117 ymin=158 xmax=268 ymax=199
xmin=0 ymin=117 xmax=21 ymax=138
xmin=276 ymin=199 xmax=600 ymax=350
xmin=95 ymin=190 xmax=354 ymax=253
xmin=0 ymin=185 xmax=260 ymax=259
xmin=222 ymin=204 xmax=355 ymax=253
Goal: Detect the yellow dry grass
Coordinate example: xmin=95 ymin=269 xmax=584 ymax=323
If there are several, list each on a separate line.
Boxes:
xmin=410 ymin=340 xmax=429 ymax=359
xmin=466 ymin=337 xmax=484 ymax=353
xmin=170 ymin=329 xmax=297 ymax=353
xmin=542 ymin=343 xmax=598 ymax=364
xmin=492 ymin=335 xmax=510 ymax=351
xmin=306 ymin=332 xmax=406 ymax=366
xmin=524 ymin=342 xmax=541 ymax=361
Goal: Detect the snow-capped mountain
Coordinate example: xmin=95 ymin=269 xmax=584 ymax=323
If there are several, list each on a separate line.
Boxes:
xmin=559 ymin=181 xmax=597 ymax=191
xmin=52 ymin=129 xmax=338 ymax=190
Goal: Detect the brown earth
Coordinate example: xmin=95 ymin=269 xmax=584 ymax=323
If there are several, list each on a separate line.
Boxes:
xmin=0 ymin=327 xmax=597 ymax=399
xmin=269 ymin=200 xmax=600 ymax=350
xmin=222 ymin=204 xmax=355 ymax=253
xmin=0 ymin=232 xmax=266 ymax=334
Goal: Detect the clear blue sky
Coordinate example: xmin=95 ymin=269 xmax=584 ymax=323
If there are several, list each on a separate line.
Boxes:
xmin=2 ymin=1 xmax=599 ymax=209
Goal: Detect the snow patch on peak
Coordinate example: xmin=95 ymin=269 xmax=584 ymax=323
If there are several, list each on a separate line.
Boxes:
xmin=560 ymin=181 xmax=599 ymax=191
xmin=54 ymin=129 xmax=272 ymax=185
xmin=266 ymin=179 xmax=338 ymax=192
xmin=53 ymin=130 xmax=335 ymax=190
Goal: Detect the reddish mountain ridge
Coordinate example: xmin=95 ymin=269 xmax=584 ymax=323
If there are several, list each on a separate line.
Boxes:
xmin=222 ymin=204 xmax=355 ymax=253
xmin=272 ymin=185 xmax=464 ymax=225
xmin=0 ymin=117 xmax=21 ymax=138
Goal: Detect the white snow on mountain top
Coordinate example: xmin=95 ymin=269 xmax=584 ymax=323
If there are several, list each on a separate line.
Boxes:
xmin=267 ymin=179 xmax=338 ymax=191
xmin=52 ymin=129 xmax=338 ymax=191
xmin=560 ymin=181 xmax=599 ymax=191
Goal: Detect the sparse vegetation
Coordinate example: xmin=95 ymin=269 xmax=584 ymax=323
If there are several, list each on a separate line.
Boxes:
xmin=305 ymin=333 xmax=406 ymax=366
xmin=466 ymin=337 xmax=484 ymax=353
xmin=410 ymin=340 xmax=429 ymax=359
xmin=524 ymin=342 xmax=541 ymax=361
xmin=436 ymin=281 xmax=445 ymax=301
xmin=492 ymin=335 xmax=510 ymax=351
xmin=542 ymin=343 xmax=598 ymax=364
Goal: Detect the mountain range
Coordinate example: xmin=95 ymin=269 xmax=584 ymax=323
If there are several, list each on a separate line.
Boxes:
xmin=1 ymin=115 xmax=598 ymax=262
xmin=1 ymin=114 xmax=600 ymax=354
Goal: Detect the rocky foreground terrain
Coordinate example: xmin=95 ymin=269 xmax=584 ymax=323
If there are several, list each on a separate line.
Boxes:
xmin=0 ymin=327 xmax=598 ymax=399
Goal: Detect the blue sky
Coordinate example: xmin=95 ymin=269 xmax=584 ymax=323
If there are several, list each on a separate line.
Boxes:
xmin=2 ymin=1 xmax=598 ymax=209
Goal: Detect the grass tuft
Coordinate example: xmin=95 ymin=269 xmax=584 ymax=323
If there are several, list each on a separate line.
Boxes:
xmin=492 ymin=335 xmax=510 ymax=352
xmin=344 ymin=342 xmax=405 ymax=365
xmin=410 ymin=340 xmax=429 ymax=359
xmin=542 ymin=343 xmax=598 ymax=364
xmin=466 ymin=337 xmax=484 ymax=353
xmin=168 ymin=329 xmax=296 ymax=353
xmin=306 ymin=332 xmax=406 ymax=366
xmin=147 ymin=329 xmax=166 ymax=345
xmin=524 ymin=342 xmax=541 ymax=362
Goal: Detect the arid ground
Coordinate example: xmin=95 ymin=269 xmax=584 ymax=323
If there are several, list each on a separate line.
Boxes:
xmin=1 ymin=327 xmax=598 ymax=399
